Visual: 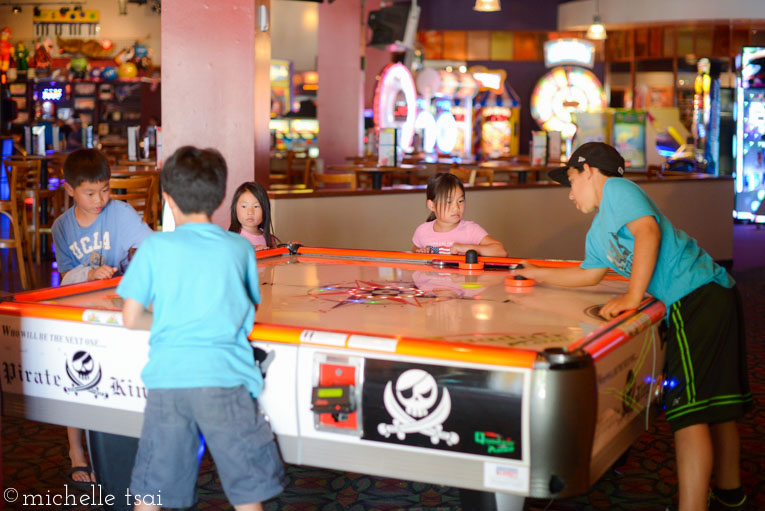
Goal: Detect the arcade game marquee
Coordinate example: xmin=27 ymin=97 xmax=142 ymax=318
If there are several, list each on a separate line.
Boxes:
xmin=0 ymin=246 xmax=667 ymax=507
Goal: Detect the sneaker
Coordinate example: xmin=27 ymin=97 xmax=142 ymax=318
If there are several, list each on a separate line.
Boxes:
xmin=708 ymin=490 xmax=748 ymax=511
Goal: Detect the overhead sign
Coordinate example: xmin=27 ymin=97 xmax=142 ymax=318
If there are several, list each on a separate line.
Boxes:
xmin=544 ymin=39 xmax=596 ymax=69
xmin=470 ymin=67 xmax=507 ymax=94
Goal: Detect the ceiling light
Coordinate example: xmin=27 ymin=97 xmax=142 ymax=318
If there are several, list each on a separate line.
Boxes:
xmin=586 ymin=15 xmax=607 ymax=40
xmin=473 ymin=0 xmax=501 ymax=12
xmin=586 ymin=0 xmax=607 ymax=40
xmin=12 ymin=5 xmax=22 ymax=14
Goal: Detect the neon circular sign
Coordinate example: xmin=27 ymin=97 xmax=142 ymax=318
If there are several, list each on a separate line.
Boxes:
xmin=374 ymin=63 xmax=418 ymax=150
xmin=530 ymin=66 xmax=606 ymax=139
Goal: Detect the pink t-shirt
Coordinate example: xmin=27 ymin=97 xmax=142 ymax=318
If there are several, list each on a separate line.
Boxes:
xmin=239 ymin=229 xmax=267 ymax=248
xmin=412 ymin=220 xmax=489 ymax=254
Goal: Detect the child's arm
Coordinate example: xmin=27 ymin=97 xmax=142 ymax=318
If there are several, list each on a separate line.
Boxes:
xmin=413 ymin=245 xmax=430 ymax=254
xmin=122 ymin=298 xmax=153 ymax=330
xmin=87 ymin=265 xmax=117 ymax=281
xmin=599 ymin=215 xmax=660 ymax=319
xmin=516 ymin=261 xmax=609 ymax=287
xmin=452 ymin=235 xmax=508 ymax=257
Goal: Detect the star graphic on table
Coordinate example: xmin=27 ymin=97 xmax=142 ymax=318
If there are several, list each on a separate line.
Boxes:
xmin=308 ymin=280 xmax=428 ymax=308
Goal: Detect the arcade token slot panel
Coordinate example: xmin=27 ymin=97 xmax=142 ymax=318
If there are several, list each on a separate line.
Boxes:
xmin=311 ymin=354 xmax=364 ymax=435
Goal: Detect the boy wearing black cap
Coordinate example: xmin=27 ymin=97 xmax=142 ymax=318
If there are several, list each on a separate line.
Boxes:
xmin=517 ymin=142 xmax=752 ymax=511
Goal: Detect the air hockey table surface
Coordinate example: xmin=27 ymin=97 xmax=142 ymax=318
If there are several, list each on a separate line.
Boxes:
xmin=0 ymin=246 xmax=667 ymax=500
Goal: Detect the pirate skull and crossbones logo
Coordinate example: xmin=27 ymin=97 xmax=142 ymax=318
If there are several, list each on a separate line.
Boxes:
xmin=64 ymin=350 xmax=106 ymax=397
xmin=377 ymin=369 xmax=459 ymax=446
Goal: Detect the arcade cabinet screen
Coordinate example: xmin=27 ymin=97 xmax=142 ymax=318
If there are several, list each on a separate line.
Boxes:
xmin=739 ymin=88 xmax=765 ymax=217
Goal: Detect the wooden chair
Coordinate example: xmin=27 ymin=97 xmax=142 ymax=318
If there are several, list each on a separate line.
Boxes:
xmin=450 ymin=167 xmax=493 ymax=187
xmin=9 ymin=159 xmax=63 ymax=265
xmin=301 ymin=157 xmax=316 ymax=187
xmin=285 ymin=150 xmax=311 ymax=185
xmin=311 ymin=171 xmax=357 ymax=190
xmin=0 ymin=162 xmax=34 ymax=290
xmin=110 ymin=175 xmax=158 ymax=227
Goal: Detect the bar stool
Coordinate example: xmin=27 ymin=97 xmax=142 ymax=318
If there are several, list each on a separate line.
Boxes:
xmin=0 ymin=162 xmax=34 ymax=290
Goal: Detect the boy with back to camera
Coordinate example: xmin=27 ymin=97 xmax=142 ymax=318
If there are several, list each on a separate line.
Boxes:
xmin=53 ymin=148 xmax=153 ymax=485
xmin=117 ymin=146 xmax=285 ymax=511
xmin=516 ymin=142 xmax=753 ymax=511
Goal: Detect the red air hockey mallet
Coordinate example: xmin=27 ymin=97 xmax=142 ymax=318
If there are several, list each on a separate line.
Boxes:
xmin=506 ymin=264 xmax=535 ymax=288
xmin=459 ymin=249 xmax=484 ymax=270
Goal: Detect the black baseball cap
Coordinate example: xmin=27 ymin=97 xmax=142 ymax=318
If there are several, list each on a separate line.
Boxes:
xmin=547 ymin=142 xmax=626 ymax=186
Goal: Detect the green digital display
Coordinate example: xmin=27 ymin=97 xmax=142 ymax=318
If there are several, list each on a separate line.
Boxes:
xmin=318 ymin=388 xmax=343 ymax=398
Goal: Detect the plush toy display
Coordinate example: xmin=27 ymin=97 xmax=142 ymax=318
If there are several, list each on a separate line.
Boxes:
xmin=0 ymin=28 xmax=12 ymax=72
xmin=14 ymin=42 xmax=29 ymax=72
xmin=32 ymin=38 xmax=53 ymax=76
xmin=69 ymin=56 xmax=90 ymax=79
xmin=117 ymin=61 xmax=138 ymax=79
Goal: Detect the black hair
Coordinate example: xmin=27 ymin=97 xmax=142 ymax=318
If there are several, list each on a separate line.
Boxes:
xmin=228 ymin=181 xmax=277 ymax=248
xmin=161 ymin=146 xmax=227 ymax=217
xmin=63 ymin=149 xmax=110 ymax=188
xmin=425 ymin=172 xmax=466 ymax=222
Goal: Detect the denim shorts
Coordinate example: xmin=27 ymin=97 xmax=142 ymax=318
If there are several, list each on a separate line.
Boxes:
xmin=130 ymin=385 xmax=286 ymax=508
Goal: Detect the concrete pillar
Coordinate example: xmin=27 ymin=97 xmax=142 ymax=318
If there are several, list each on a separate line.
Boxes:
xmin=317 ymin=0 xmax=364 ymax=165
xmin=161 ymin=0 xmax=271 ymax=227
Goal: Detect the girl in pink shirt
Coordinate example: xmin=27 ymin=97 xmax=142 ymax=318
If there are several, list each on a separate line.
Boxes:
xmin=228 ymin=182 xmax=277 ymax=250
xmin=412 ymin=173 xmax=507 ymax=257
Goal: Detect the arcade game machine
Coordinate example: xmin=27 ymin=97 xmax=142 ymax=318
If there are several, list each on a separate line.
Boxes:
xmin=693 ymin=58 xmax=721 ymax=175
xmin=531 ymin=39 xmax=607 ymax=156
xmin=415 ymin=68 xmax=478 ymax=161
xmin=269 ymin=118 xmax=290 ymax=154
xmin=734 ymin=47 xmax=765 ymax=223
xmin=8 ymin=82 xmax=30 ymax=130
xmin=30 ymin=81 xmax=74 ymax=149
xmin=374 ymin=62 xmax=418 ymax=156
xmin=288 ymin=118 xmax=320 ymax=158
xmin=644 ymin=108 xmax=689 ymax=170
xmin=612 ymin=110 xmax=647 ymax=170
xmin=572 ymin=110 xmax=611 ymax=147
xmin=471 ymin=67 xmax=521 ymax=160
xmin=270 ymin=59 xmax=293 ymax=118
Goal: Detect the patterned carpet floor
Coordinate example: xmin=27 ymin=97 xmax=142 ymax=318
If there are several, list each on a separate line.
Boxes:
xmin=2 ymin=267 xmax=763 ymax=511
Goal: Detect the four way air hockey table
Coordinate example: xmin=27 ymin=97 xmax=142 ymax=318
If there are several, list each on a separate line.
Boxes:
xmin=0 ymin=246 xmax=667 ymax=510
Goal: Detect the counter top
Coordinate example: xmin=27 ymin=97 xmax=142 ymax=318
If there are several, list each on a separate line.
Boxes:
xmin=268 ymin=172 xmax=732 ymax=200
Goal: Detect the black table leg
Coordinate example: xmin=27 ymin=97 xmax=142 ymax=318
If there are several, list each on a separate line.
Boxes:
xmin=88 ymin=431 xmax=139 ymax=511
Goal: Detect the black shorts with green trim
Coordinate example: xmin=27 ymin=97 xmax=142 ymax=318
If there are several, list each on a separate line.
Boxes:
xmin=663 ymin=282 xmax=753 ymax=432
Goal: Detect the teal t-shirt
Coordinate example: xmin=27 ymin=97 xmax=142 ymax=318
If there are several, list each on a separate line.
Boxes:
xmin=116 ymin=222 xmax=263 ymax=396
xmin=580 ymin=178 xmax=733 ymax=307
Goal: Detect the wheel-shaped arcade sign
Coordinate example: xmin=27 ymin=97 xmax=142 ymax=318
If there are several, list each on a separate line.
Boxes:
xmin=530 ymin=66 xmax=606 ymax=139
xmin=374 ymin=63 xmax=418 ymax=151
